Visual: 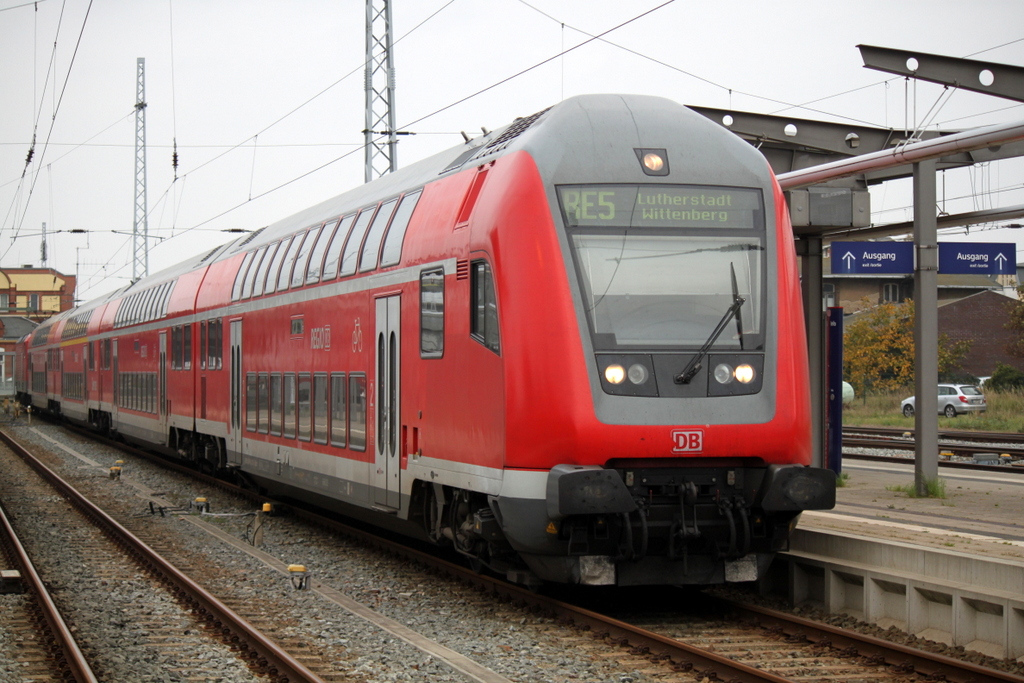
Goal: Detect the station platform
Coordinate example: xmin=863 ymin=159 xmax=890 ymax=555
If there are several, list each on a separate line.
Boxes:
xmin=772 ymin=457 xmax=1024 ymax=661
xmin=804 ymin=457 xmax=1024 ymax=562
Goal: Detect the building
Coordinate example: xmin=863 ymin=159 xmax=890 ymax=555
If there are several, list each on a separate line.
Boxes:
xmin=0 ymin=266 xmax=76 ymax=321
xmin=937 ymin=290 xmax=1024 ymax=378
xmin=0 ymin=315 xmax=37 ymax=396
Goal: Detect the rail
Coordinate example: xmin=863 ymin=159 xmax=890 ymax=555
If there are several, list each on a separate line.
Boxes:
xmin=0 ymin=428 xmax=326 ymax=683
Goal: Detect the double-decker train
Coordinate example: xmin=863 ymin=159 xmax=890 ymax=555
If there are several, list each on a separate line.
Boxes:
xmin=16 ymin=94 xmax=834 ymax=587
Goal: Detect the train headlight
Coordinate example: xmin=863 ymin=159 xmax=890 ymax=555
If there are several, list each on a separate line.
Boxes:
xmin=627 ymin=363 xmax=649 ymax=384
xmin=604 ymin=364 xmax=626 ymax=384
xmin=598 ymin=355 xmax=658 ymax=396
xmin=707 ymin=355 xmax=763 ymax=397
xmin=713 ymin=363 xmax=734 ymax=384
xmin=735 ymin=364 xmax=755 ymax=384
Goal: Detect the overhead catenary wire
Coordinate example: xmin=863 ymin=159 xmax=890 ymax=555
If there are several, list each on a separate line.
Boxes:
xmin=2 ymin=0 xmax=95 ymax=265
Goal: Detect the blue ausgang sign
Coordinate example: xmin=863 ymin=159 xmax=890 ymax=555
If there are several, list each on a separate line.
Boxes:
xmin=831 ymin=241 xmax=913 ymax=274
xmin=938 ymin=242 xmax=1016 ymax=275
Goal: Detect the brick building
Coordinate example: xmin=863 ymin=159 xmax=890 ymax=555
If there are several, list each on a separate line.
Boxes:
xmin=937 ymin=290 xmax=1024 ymax=378
xmin=0 ymin=267 xmax=76 ymax=321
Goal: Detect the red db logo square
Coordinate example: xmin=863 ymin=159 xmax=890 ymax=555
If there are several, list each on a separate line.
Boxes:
xmin=672 ymin=430 xmax=703 ymax=453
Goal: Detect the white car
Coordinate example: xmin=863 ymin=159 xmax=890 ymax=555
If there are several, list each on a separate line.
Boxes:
xmin=901 ymin=384 xmax=986 ymax=418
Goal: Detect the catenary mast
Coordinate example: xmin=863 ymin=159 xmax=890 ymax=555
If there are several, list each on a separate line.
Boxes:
xmin=364 ymin=0 xmax=397 ymax=182
xmin=132 ymin=57 xmax=149 ymax=281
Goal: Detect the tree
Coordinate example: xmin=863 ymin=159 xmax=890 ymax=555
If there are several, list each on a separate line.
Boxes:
xmin=987 ymin=362 xmax=1024 ymax=392
xmin=1004 ymin=285 xmax=1024 ymax=358
xmin=843 ymin=299 xmax=970 ymax=395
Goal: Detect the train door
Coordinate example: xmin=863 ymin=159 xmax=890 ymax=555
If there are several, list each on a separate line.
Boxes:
xmin=374 ymin=295 xmax=401 ymax=509
xmin=82 ymin=343 xmax=88 ymax=402
xmin=111 ymin=339 xmax=119 ymax=430
xmin=159 ymin=332 xmax=168 ymax=441
xmin=228 ymin=320 xmax=243 ymax=464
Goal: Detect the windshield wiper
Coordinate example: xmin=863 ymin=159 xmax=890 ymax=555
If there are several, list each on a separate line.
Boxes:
xmin=675 ymin=264 xmax=745 ymax=385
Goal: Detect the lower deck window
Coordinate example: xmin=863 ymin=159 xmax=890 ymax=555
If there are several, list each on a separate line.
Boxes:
xmin=349 ymin=373 xmax=366 ymax=451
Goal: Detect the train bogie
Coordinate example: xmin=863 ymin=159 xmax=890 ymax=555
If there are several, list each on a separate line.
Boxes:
xmin=17 ymin=94 xmax=834 ymax=588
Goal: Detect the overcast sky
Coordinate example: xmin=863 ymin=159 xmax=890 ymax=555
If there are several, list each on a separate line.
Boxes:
xmin=2 ymin=0 xmax=1023 ymax=302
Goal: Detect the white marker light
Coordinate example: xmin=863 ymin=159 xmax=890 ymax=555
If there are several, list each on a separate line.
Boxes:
xmin=627 ymin=363 xmax=649 ymax=384
xmin=714 ymin=363 xmax=734 ymax=384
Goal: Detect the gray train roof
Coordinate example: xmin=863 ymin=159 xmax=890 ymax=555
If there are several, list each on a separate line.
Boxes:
xmin=223 ymin=93 xmax=773 ymax=259
xmin=81 ymin=95 xmax=773 ymax=311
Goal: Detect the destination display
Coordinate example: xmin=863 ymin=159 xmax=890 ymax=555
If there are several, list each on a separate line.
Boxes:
xmin=558 ymin=184 xmax=762 ymax=229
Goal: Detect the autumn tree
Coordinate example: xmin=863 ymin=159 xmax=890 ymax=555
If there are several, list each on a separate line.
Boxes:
xmin=843 ymin=299 xmax=970 ymax=395
xmin=1004 ymin=285 xmax=1024 ymax=358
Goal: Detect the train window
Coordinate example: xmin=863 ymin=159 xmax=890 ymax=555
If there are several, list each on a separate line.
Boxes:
xmin=320 ymin=214 xmax=355 ymax=281
xmin=380 ymin=190 xmax=422 ymax=267
xmin=348 ymin=373 xmax=366 ymax=451
xmin=246 ymin=373 xmax=258 ymax=431
xmin=297 ymin=373 xmax=312 ymax=441
xmin=138 ymin=290 xmax=150 ymax=322
xmin=125 ymin=295 xmax=138 ymax=326
xmin=232 ymin=251 xmax=257 ymax=302
xmin=359 ymin=198 xmax=398 ymax=273
xmin=470 ymin=260 xmax=500 ymax=354
xmin=200 ymin=322 xmax=207 ymax=371
xmin=277 ymin=231 xmax=309 ymax=292
xmin=88 ymin=342 xmax=95 ymax=371
xmin=258 ymin=373 xmax=269 ymax=434
xmin=313 ymin=373 xmax=328 ymax=444
xmin=339 ymin=208 xmax=376 ymax=278
xmin=270 ymin=373 xmax=283 ymax=436
xmin=330 ymin=373 xmax=346 ymax=447
xmin=208 ymin=319 xmax=223 ymax=370
xmin=251 ymin=241 xmax=280 ymax=298
xmin=305 ymin=219 xmax=339 ymax=285
xmin=420 ymin=268 xmax=444 ymax=358
xmin=291 ymin=225 xmax=323 ymax=289
xmin=142 ymin=288 xmax=157 ymax=322
xmin=242 ymin=245 xmax=271 ymax=299
xmin=184 ymin=325 xmax=192 ymax=370
xmin=157 ymin=282 xmax=173 ymax=317
xmin=263 ymin=236 xmax=294 ymax=296
xmin=171 ymin=326 xmax=182 ymax=369
xmin=283 ymin=373 xmax=296 ymax=439
xmin=103 ymin=339 xmax=111 ymax=370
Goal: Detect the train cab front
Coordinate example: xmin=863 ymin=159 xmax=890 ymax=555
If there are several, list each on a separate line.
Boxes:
xmin=491 ymin=140 xmax=835 ymax=586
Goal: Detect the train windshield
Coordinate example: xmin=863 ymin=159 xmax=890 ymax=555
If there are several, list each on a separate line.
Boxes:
xmin=559 ymin=184 xmax=765 ymax=351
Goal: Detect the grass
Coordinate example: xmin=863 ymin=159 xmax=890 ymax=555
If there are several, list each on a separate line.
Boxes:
xmin=885 ymin=477 xmax=947 ymax=499
xmin=843 ymin=388 xmax=1024 ymax=432
xmin=836 ymin=472 xmax=850 ymax=487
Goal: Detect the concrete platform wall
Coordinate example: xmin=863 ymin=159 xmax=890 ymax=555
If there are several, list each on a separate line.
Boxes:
xmin=771 ymin=528 xmax=1024 ymax=661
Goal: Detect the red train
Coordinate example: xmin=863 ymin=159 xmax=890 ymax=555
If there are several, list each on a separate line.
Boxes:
xmin=16 ymin=94 xmax=834 ymax=587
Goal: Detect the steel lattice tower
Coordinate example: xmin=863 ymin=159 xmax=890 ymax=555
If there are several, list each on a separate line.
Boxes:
xmin=133 ymin=57 xmax=149 ymax=281
xmin=364 ymin=0 xmax=397 ymax=183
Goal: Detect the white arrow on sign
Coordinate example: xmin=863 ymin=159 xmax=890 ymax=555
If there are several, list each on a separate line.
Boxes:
xmin=995 ymin=253 xmax=1008 ymax=267
xmin=842 ymin=251 xmax=856 ymax=268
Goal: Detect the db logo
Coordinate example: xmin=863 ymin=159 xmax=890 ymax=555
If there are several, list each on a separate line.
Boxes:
xmin=671 ymin=429 xmax=704 ymax=453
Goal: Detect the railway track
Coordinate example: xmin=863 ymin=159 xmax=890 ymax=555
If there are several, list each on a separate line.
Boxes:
xmin=0 ymin=488 xmax=96 ymax=682
xmin=842 ymin=426 xmax=1024 ymax=472
xmin=0 ymin=427 xmax=324 ymax=683
xmin=12 ymin=419 xmax=1024 ymax=683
